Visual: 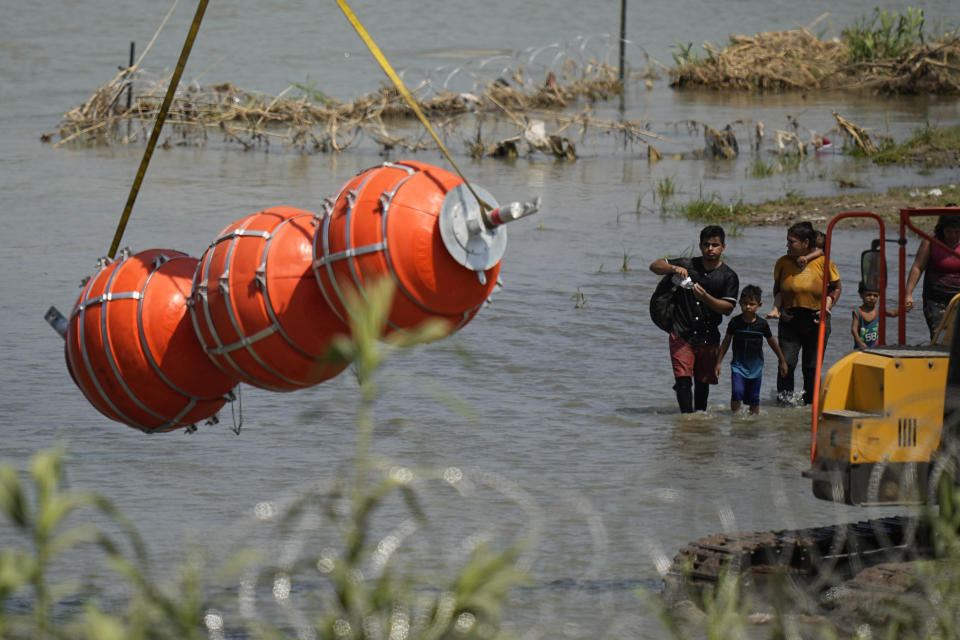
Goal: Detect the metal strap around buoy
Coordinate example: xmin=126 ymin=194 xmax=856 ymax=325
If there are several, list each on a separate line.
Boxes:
xmin=312 ymin=197 xmax=347 ymax=325
xmin=317 ymin=165 xmax=418 ymax=334
xmin=191 ymin=225 xmax=264 ymax=387
xmin=109 ymin=261 xmax=194 ymax=432
xmin=207 ymin=325 xmax=278 ymax=356
xmin=255 ymin=213 xmax=323 ymax=361
xmin=194 ymin=216 xmax=311 ymax=390
xmin=74 ymin=260 xmax=134 ymax=427
xmin=106 ymin=0 xmax=210 ymax=259
xmin=333 ymin=0 xmax=494 ymax=223
xmin=375 ymin=169 xmax=453 ymax=331
xmin=316 ymin=174 xmax=377 ymax=325
xmin=217 ymin=229 xmax=273 ymax=242
xmin=137 ymin=257 xmax=211 ymax=405
xmin=79 ymin=258 xmax=166 ymax=432
xmin=313 ymin=242 xmax=386 ymax=268
xmin=73 ymin=291 xmax=142 ymax=315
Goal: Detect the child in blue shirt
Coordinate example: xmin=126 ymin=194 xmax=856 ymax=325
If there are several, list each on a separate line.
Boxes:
xmin=715 ymin=285 xmax=788 ymax=414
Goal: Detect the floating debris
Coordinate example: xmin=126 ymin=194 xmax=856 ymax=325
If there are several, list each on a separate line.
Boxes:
xmin=51 ymin=59 xmax=624 ymax=158
xmin=833 ymin=111 xmax=878 ymax=155
xmin=703 ymin=124 xmax=738 ymax=159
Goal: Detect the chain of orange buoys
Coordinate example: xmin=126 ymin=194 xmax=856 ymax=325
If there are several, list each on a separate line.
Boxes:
xmin=46 ymin=160 xmax=539 ymax=433
xmin=44 ymin=0 xmax=541 ymax=434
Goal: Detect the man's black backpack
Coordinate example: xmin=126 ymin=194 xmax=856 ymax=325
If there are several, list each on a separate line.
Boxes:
xmin=649 ymin=274 xmax=680 ymax=334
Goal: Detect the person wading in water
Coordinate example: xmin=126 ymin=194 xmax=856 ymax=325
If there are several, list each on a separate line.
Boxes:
xmin=649 ymin=225 xmax=739 ymax=413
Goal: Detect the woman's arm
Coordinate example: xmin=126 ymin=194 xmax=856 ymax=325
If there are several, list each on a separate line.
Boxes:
xmin=825 ymin=279 xmax=842 ymax=314
xmin=766 ymin=279 xmax=782 ymax=319
xmin=904 ymin=239 xmax=931 ymax=312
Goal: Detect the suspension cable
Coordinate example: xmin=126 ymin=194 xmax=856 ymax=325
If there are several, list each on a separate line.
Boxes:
xmin=107 ymin=0 xmax=210 ymax=258
xmin=333 ymin=0 xmax=494 ymax=223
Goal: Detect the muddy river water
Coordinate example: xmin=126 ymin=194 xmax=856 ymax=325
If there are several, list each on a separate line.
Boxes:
xmin=1 ymin=0 xmax=957 ymax=635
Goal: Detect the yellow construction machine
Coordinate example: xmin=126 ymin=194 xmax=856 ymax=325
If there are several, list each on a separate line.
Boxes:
xmin=805 ymin=207 xmax=960 ymax=506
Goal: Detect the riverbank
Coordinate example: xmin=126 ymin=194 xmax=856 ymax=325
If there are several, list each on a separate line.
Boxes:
xmin=696 ymin=183 xmax=960 ymax=228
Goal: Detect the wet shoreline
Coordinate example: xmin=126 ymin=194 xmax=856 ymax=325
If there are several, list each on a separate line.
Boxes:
xmin=714 ymin=183 xmax=960 ymax=227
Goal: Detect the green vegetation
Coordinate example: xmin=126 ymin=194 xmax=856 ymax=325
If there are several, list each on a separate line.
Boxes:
xmin=748 ymin=157 xmax=775 ymax=178
xmin=776 ymin=152 xmax=804 ymax=174
xmin=292 ymin=78 xmax=335 ymax=106
xmin=781 ymin=189 xmax=807 ymax=206
xmin=669 ymin=8 xmax=958 ymax=94
xmin=670 ymin=41 xmax=701 ymax=66
xmin=842 ymin=7 xmax=926 ymax=61
xmin=8 ymin=283 xmax=960 ymax=638
xmin=674 ymin=193 xmax=750 ymax=223
xmin=571 ymin=288 xmax=586 ymax=308
xmin=656 ymin=176 xmax=677 ymax=202
xmin=874 ymin=122 xmax=960 ymax=167
xmin=0 ymin=280 xmax=528 ymax=640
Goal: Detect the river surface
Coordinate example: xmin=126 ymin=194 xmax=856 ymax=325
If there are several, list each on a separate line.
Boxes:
xmin=1 ymin=0 xmax=955 ymax=636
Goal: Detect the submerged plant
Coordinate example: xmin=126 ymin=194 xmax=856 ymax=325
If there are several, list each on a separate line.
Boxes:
xmin=571 ymin=288 xmax=586 ymax=309
xmin=656 ymin=176 xmax=677 ymax=202
xmin=674 ymin=190 xmax=750 ymax=223
xmin=748 ymin=157 xmax=775 ymax=178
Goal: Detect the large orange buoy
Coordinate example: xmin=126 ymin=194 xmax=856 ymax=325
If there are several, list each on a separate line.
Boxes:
xmin=64 ymin=249 xmax=238 ymax=433
xmin=313 ymin=161 xmax=509 ymax=337
xmin=48 ymin=160 xmax=540 ymax=433
xmin=190 ymin=206 xmax=351 ymax=392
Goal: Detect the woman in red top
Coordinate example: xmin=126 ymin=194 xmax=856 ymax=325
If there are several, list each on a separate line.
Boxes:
xmin=904 ymin=214 xmax=960 ymax=339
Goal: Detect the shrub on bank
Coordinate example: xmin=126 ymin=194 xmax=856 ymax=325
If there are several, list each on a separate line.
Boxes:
xmin=670 ymin=9 xmax=960 ymax=94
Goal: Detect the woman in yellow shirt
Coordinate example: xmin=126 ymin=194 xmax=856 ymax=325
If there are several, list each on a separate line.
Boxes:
xmin=766 ymin=222 xmax=841 ymax=405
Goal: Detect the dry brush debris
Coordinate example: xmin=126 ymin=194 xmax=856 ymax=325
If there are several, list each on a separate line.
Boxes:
xmin=670 ymin=28 xmax=960 ymax=94
xmin=51 ymin=61 xmax=634 ymax=159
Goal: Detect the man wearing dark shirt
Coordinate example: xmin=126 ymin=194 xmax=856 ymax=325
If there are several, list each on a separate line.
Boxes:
xmin=649 ymin=225 xmax=739 ymax=413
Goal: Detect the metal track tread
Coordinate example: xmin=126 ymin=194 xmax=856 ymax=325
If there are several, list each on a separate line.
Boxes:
xmin=661 ymin=515 xmax=933 ymax=604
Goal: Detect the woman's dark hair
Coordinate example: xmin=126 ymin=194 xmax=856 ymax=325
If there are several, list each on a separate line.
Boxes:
xmin=787 ymin=221 xmax=818 ymax=249
xmin=934 ymin=214 xmax=960 ymax=240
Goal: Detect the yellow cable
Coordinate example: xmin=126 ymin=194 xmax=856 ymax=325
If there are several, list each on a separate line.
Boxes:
xmin=334 ymin=0 xmax=493 ymax=218
xmin=107 ymin=0 xmax=210 ymax=258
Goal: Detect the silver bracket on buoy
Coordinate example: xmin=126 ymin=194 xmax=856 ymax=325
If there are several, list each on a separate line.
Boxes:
xmin=45 ymin=306 xmax=67 ymax=338
xmin=438 ymin=185 xmax=540 ymax=272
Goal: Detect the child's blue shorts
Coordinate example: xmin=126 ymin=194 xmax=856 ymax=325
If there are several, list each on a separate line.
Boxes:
xmin=730 ymin=370 xmax=762 ymax=407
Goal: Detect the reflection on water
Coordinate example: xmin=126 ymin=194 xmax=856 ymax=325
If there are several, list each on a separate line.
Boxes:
xmin=1 ymin=0 xmax=954 ymax=634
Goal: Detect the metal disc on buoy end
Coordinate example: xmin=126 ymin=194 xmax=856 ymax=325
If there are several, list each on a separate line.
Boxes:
xmin=438 ymin=184 xmax=505 ymax=272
